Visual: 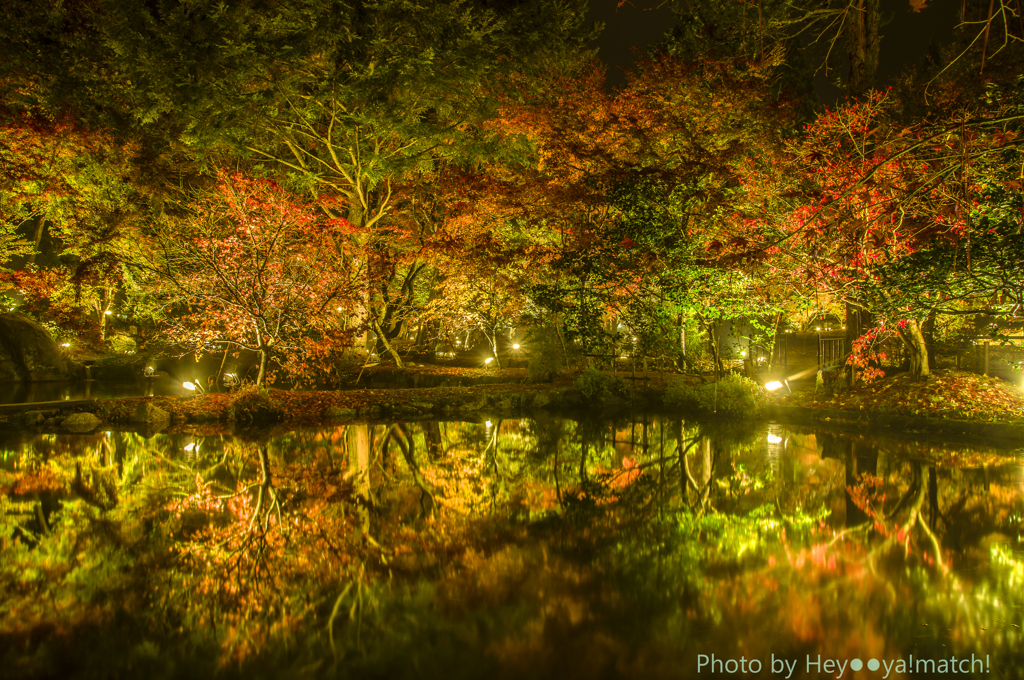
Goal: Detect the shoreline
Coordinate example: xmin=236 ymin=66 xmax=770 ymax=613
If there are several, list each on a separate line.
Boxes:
xmin=1 ymin=380 xmax=1022 ymax=444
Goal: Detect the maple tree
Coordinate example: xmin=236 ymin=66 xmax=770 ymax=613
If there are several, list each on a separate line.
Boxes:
xmin=141 ymin=171 xmax=360 ymax=386
xmin=476 ymin=51 xmax=799 ymax=367
xmin=759 ymin=76 xmax=1023 ymax=378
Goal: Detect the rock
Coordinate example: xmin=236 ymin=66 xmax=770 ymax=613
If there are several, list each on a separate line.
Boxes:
xmin=62 ymin=412 xmax=102 ymax=433
xmin=326 ymin=406 xmax=358 ymax=420
xmin=359 ymin=404 xmax=385 ymax=419
xmin=130 ymin=401 xmax=171 ymax=427
xmin=494 ymin=395 xmax=518 ymax=411
xmin=410 ymin=401 xmax=434 ymax=412
xmin=531 ymin=393 xmax=551 ymax=409
xmin=21 ymin=410 xmax=48 ymax=426
xmin=461 ymin=395 xmax=490 ymax=411
xmin=0 ymin=312 xmax=72 ymax=381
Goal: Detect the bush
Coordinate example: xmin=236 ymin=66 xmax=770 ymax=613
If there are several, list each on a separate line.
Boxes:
xmin=664 ymin=374 xmax=765 ymax=417
xmin=228 ymin=385 xmax=282 ymax=423
xmin=92 ymin=353 xmax=147 ymax=380
xmin=526 ymin=326 xmax=572 ymax=382
xmin=575 ymin=367 xmax=622 ymax=402
xmin=106 ymin=331 xmax=138 ymax=354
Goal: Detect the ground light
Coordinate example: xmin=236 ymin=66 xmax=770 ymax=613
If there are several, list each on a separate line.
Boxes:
xmin=765 ymin=378 xmax=793 ymax=392
xmin=183 ymin=381 xmax=206 ymax=395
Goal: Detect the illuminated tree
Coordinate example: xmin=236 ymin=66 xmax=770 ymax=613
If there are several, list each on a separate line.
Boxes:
xmin=146 ymin=172 xmax=360 ymax=386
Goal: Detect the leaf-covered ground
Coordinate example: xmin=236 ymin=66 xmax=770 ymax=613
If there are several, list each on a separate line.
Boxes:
xmin=782 ymin=370 xmax=1024 ymax=423
xmin=359 ymin=364 xmax=530 ymax=380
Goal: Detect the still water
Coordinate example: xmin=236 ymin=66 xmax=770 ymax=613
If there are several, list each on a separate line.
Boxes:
xmin=0 ymin=378 xmax=191 ymax=404
xmin=1 ymin=417 xmax=1022 ymax=679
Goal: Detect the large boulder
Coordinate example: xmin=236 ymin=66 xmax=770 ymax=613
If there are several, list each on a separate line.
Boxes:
xmin=62 ymin=412 xmax=102 ymax=433
xmin=130 ymin=401 xmax=171 ymax=427
xmin=0 ymin=312 xmax=71 ymax=381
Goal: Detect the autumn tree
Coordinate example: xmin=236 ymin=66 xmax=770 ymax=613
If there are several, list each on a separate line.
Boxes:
xmin=476 ymin=51 xmax=797 ymax=366
xmin=143 ymin=172 xmax=359 ymax=386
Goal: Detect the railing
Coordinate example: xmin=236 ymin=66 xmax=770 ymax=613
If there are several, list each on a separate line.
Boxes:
xmin=818 ymin=338 xmax=845 ymax=367
xmin=750 ymin=341 xmax=787 ymax=368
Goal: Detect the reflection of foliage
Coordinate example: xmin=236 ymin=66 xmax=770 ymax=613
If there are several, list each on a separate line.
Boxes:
xmin=3 ymin=419 xmax=1024 ymax=677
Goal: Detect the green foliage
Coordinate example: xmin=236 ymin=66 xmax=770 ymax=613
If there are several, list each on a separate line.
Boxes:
xmin=526 ymin=325 xmax=571 ymax=382
xmin=228 ymin=384 xmax=282 ymax=423
xmin=574 ymin=367 xmax=623 ymax=402
xmin=665 ymin=374 xmax=766 ymax=417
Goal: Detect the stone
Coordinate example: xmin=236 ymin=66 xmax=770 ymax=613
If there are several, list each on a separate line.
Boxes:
xmin=62 ymin=412 xmax=102 ymax=433
xmin=130 ymin=401 xmax=171 ymax=427
xmin=326 ymin=406 xmax=358 ymax=420
xmin=531 ymin=393 xmax=551 ymax=409
xmin=461 ymin=395 xmax=490 ymax=411
xmin=0 ymin=312 xmax=72 ymax=381
xmin=20 ymin=410 xmax=48 ymax=426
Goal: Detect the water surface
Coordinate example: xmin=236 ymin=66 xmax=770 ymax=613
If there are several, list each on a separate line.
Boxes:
xmin=1 ymin=417 xmax=1022 ymax=679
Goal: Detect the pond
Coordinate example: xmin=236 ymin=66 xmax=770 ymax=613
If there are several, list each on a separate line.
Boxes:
xmin=1 ymin=417 xmax=1022 ymax=679
xmin=0 ymin=377 xmax=191 ymax=404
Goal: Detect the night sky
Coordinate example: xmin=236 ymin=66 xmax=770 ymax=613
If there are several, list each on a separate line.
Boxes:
xmin=586 ymin=0 xmax=962 ymax=101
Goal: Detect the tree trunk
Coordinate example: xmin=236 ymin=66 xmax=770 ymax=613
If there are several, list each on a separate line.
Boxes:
xmin=28 ymin=219 xmax=45 ymax=266
xmin=923 ymin=310 xmax=937 ymax=369
xmin=256 ymin=347 xmax=269 ymax=386
xmin=896 ymin=319 xmax=930 ymax=378
xmin=371 ymin=318 xmax=404 ymax=368
xmin=485 ymin=327 xmax=501 ymax=368
xmin=845 ymin=0 xmax=881 ymax=97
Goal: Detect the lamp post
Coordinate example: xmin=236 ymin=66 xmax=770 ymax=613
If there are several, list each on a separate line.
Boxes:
xmin=143 ymin=366 xmax=155 ymax=397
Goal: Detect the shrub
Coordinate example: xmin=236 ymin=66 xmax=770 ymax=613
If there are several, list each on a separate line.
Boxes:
xmin=92 ymin=353 xmax=147 ymax=380
xmin=575 ymin=367 xmax=622 ymax=402
xmin=526 ymin=327 xmax=569 ymax=382
xmin=106 ymin=331 xmax=138 ymax=354
xmin=228 ymin=385 xmax=282 ymax=423
xmin=664 ymin=374 xmax=765 ymax=417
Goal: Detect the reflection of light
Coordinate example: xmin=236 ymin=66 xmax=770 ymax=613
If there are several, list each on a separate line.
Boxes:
xmin=741 ymin=350 xmax=747 ymax=357
xmin=104 ymin=310 xmax=112 ymax=315
xmin=484 ymin=357 xmax=493 ymax=364
xmin=767 ymin=434 xmax=783 ymax=444
xmin=765 ymin=381 xmax=783 ymax=391
xmin=512 ymin=344 xmax=520 ymax=350
xmin=816 ymin=327 xmax=821 ymax=331
xmin=183 ymin=382 xmax=196 ymax=391
xmin=184 ymin=442 xmax=195 ymax=452
xmin=485 ymin=420 xmax=492 ymax=427
xmin=144 ymin=366 xmax=155 ymax=377
xmin=61 ymin=342 xmax=70 ymax=347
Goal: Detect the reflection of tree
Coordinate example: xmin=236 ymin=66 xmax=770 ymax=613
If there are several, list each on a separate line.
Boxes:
xmin=381 ymin=423 xmax=436 ymax=516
